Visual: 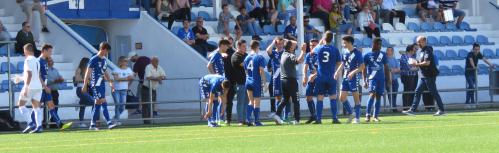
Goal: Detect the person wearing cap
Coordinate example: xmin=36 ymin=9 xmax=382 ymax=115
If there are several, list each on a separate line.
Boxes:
xmin=192 ymin=17 xmax=216 ymax=57
xmin=128 ymin=52 xmax=151 ymax=115
xmin=399 ymin=44 xmax=419 ymax=108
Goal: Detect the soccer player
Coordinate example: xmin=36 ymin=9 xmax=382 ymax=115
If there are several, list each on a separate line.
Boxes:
xmin=37 ymin=44 xmax=73 ymax=129
xmin=18 ymin=43 xmax=44 ymax=133
xmin=207 ymin=39 xmax=231 ymax=123
xmin=302 ymin=39 xmax=319 ymax=124
xmin=313 ymin=31 xmax=342 ymax=124
xmin=362 ymin=38 xmax=391 ymax=122
xmin=334 ymin=36 xmax=365 ymax=124
xmin=265 ymin=37 xmax=286 ymax=118
xmin=244 ymin=40 xmax=267 ymax=126
xmin=200 ymin=74 xmax=230 ymax=127
xmin=82 ymin=42 xmax=118 ymax=130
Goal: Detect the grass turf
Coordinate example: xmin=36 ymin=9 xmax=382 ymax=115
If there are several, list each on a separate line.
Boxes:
xmin=0 ymin=111 xmax=498 ymax=153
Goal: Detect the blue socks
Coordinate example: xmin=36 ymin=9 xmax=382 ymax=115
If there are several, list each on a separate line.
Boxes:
xmin=307 ymin=100 xmax=316 ymax=118
xmin=102 ymin=102 xmax=111 ymax=123
xmin=316 ymin=101 xmax=323 ymax=121
xmin=91 ymin=104 xmax=101 ymax=126
xmin=246 ymin=104 xmax=253 ymax=123
xmin=354 ymin=104 xmax=361 ymax=119
xmin=212 ymin=101 xmax=220 ymax=122
xmin=374 ymin=96 xmax=381 ymax=118
xmin=49 ymin=109 xmax=62 ymax=125
xmin=284 ymin=103 xmax=290 ymax=120
xmin=366 ymin=96 xmax=375 ymax=116
xmin=330 ymin=99 xmax=338 ymax=120
xmin=253 ymin=107 xmax=260 ymax=122
xmin=343 ymin=101 xmax=352 ymax=115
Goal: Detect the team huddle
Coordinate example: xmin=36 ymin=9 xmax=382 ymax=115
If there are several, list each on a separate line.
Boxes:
xmin=199 ymin=31 xmax=421 ymax=127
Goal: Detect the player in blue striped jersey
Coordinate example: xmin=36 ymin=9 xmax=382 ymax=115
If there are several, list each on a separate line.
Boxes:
xmin=334 ymin=36 xmax=365 ymax=124
xmin=207 ymin=39 xmax=231 ymax=124
xmin=243 ymin=40 xmax=267 ymax=126
xmin=200 ymin=74 xmax=230 ymax=127
xmin=362 ymin=38 xmax=391 ymax=122
xmin=302 ymin=39 xmax=319 ymax=124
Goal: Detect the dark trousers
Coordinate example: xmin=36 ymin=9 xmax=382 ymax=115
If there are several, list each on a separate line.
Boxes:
xmin=465 ymin=72 xmax=476 ymax=104
xmin=401 ymin=75 xmax=418 ymax=108
xmin=410 ymin=77 xmax=444 ymax=112
xmin=248 ymin=7 xmax=266 ymax=27
xmin=225 ymin=83 xmax=236 ymax=122
xmin=193 ymin=41 xmax=217 ymax=57
xmin=363 ymin=27 xmax=381 ymax=38
xmin=386 ymin=79 xmax=399 ymax=110
xmin=276 ymin=78 xmax=300 ymax=121
xmin=43 ymin=90 xmax=60 ymax=127
xmin=269 ymin=81 xmax=276 ymax=112
xmin=381 ymin=9 xmax=406 ymax=24
xmin=167 ymin=8 xmax=191 ymax=29
xmin=76 ymin=87 xmax=94 ymax=121
xmin=141 ymin=86 xmax=157 ymax=124
xmin=311 ymin=11 xmax=330 ymax=30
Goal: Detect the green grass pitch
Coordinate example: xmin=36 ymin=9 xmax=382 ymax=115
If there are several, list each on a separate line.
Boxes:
xmin=1 ymin=111 xmax=498 ymax=153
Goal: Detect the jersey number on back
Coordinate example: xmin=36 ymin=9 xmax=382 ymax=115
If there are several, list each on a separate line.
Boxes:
xmin=322 ymin=52 xmax=330 ymax=63
xmin=247 ymin=61 xmax=254 ymax=70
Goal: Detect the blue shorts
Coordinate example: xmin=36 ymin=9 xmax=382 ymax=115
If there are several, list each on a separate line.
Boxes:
xmin=314 ymin=78 xmax=337 ymax=96
xmin=199 ymin=79 xmax=219 ymax=99
xmin=341 ymin=78 xmax=359 ymax=92
xmin=91 ymin=86 xmax=106 ymax=100
xmin=245 ymin=80 xmax=262 ymax=98
xmin=368 ymin=79 xmax=385 ymax=95
xmin=305 ymin=81 xmax=316 ymax=97
xmin=272 ymin=77 xmax=282 ymax=96
xmin=40 ymin=90 xmax=52 ymax=103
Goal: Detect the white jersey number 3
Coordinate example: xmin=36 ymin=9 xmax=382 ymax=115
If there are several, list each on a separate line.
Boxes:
xmin=322 ymin=52 xmax=330 ymax=63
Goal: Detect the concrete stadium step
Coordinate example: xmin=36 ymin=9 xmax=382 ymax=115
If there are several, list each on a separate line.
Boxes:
xmin=406 ymin=16 xmax=484 ymax=25
xmin=53 ymin=62 xmax=75 ymax=71
xmin=4 ymin=23 xmax=22 ymax=33
xmin=0 ymin=16 xmax=15 ymax=24
xmin=0 ymin=9 xmax=7 ymax=17
xmin=8 ymin=32 xmax=17 ymax=38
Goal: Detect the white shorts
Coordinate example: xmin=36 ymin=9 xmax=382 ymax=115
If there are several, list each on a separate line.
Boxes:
xmin=20 ymin=89 xmax=42 ymax=102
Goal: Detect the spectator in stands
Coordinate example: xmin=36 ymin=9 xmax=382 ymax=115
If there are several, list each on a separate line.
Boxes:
xmin=358 ymin=4 xmax=380 ymax=38
xmin=236 ymin=7 xmax=262 ymax=36
xmin=176 ymin=19 xmax=195 ymax=46
xmin=277 ymin=0 xmax=296 ymax=25
xmin=129 ymin=52 xmax=152 ymax=115
xmin=304 ymin=16 xmax=322 ymax=42
xmin=231 ymin=40 xmax=249 ymax=125
xmin=417 ymin=0 xmax=441 ymax=22
xmin=380 ymin=0 xmax=406 ymax=25
xmin=329 ymin=3 xmax=353 ymax=35
xmin=112 ymin=56 xmax=134 ymax=125
xmin=143 ymin=57 xmax=166 ymax=122
xmin=75 ymin=57 xmax=93 ymax=128
xmin=47 ymin=56 xmax=65 ymax=126
xmin=155 ymin=0 xmax=170 ymax=20
xmin=338 ymin=0 xmax=354 ymax=21
xmin=15 ymin=22 xmax=38 ymax=56
xmin=400 ymin=44 xmax=419 ymax=108
xmin=439 ymin=0 xmax=465 ymax=28
xmin=386 ymin=47 xmax=400 ymax=112
xmin=192 ymin=17 xmax=216 ymax=57
xmin=167 ymin=0 xmax=191 ymax=30
xmin=217 ymin=4 xmax=236 ymax=35
xmin=16 ymin=0 xmax=49 ymax=33
xmin=0 ymin=21 xmax=11 ymax=45
xmin=262 ymin=0 xmax=278 ymax=26
xmin=246 ymin=0 xmax=267 ymax=27
xmin=354 ymin=0 xmax=370 ymax=11
xmin=311 ymin=0 xmax=332 ymax=30
xmin=284 ymin=16 xmax=297 ymax=41
xmin=464 ymin=43 xmax=495 ymax=105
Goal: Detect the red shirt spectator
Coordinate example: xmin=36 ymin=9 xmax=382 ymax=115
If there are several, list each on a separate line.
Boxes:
xmin=312 ymin=0 xmax=333 ymax=13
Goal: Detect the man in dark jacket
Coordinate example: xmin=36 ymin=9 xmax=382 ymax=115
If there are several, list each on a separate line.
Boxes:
xmin=15 ymin=22 xmax=38 ymax=56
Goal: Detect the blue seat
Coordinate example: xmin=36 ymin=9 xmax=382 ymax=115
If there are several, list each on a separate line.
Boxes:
xmin=354 ymin=38 xmax=362 ymax=47
xmin=14 ymin=83 xmax=23 ymax=92
xmin=200 ymin=0 xmax=213 ymax=7
xmin=439 ymin=36 xmax=451 ymax=46
xmin=198 ymin=11 xmax=214 ymax=21
xmin=262 ymin=25 xmax=276 ymax=35
xmin=458 ymin=49 xmax=468 ymax=60
xmin=276 ymin=25 xmax=286 ymax=35
xmin=434 ymin=50 xmax=445 ymax=60
xmin=403 ymin=7 xmax=417 ymax=17
xmin=427 ymin=36 xmax=439 ymax=46
xmin=451 ymin=65 xmax=464 ymax=76
xmin=171 ymin=26 xmax=181 ymax=35
xmin=451 ymin=36 xmax=464 ymax=46
xmin=433 ymin=22 xmax=446 ymax=32
xmin=259 ymin=40 xmax=268 ymax=50
xmin=476 ymin=35 xmax=495 ymax=45
xmin=478 ymin=64 xmax=489 ymax=75
xmin=463 ymin=35 xmax=475 ymax=45
xmin=496 ymin=48 xmax=499 ymax=57
xmin=445 ymin=49 xmax=458 ymax=60
xmin=191 ymin=12 xmax=197 ymax=21
xmin=438 ymin=65 xmax=452 ymax=76
xmin=16 ymin=61 xmax=24 ymax=73
xmin=459 ymin=22 xmax=477 ymax=31
xmin=0 ymin=80 xmax=9 ymax=92
xmin=483 ymin=49 xmax=496 ymax=59
xmin=381 ymin=38 xmax=391 ymax=47
xmin=0 ymin=45 xmax=7 ymax=57
xmin=207 ymin=41 xmax=217 ymax=47
xmin=362 ymin=37 xmax=373 ymax=47
xmin=420 ymin=22 xmax=433 ymax=32
xmin=0 ymin=62 xmax=16 ymax=74
xmin=445 ymin=23 xmax=461 ymax=32
xmin=407 ymin=22 xmax=420 ymax=32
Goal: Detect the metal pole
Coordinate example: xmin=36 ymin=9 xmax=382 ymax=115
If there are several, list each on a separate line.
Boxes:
xmin=6 ymin=44 xmax=13 ymax=117
xmin=297 ymin=0 xmax=304 ymax=46
xmin=475 ymin=69 xmax=478 ymax=109
xmin=149 ymin=80 xmax=154 ymax=124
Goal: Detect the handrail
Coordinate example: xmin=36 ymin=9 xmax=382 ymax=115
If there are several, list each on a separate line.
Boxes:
xmin=490 ymin=1 xmax=499 ymax=9
xmin=45 ymin=10 xmax=119 ymax=71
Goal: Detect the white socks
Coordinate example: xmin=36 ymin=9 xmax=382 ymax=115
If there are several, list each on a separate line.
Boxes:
xmin=19 ymin=106 xmax=32 ymax=124
xmin=33 ymin=108 xmax=43 ymax=128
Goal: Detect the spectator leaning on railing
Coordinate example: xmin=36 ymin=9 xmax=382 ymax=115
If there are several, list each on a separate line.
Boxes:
xmin=464 ymin=43 xmax=495 ymax=106
xmin=129 ymin=52 xmax=152 ymax=115
xmin=142 ymin=57 xmax=166 ymax=123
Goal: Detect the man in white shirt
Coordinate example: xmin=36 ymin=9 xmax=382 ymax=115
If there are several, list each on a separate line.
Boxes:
xmin=380 ymin=0 xmax=406 ymax=25
xmin=17 ymin=43 xmax=44 ymax=133
xmin=142 ymin=57 xmax=166 ymax=122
